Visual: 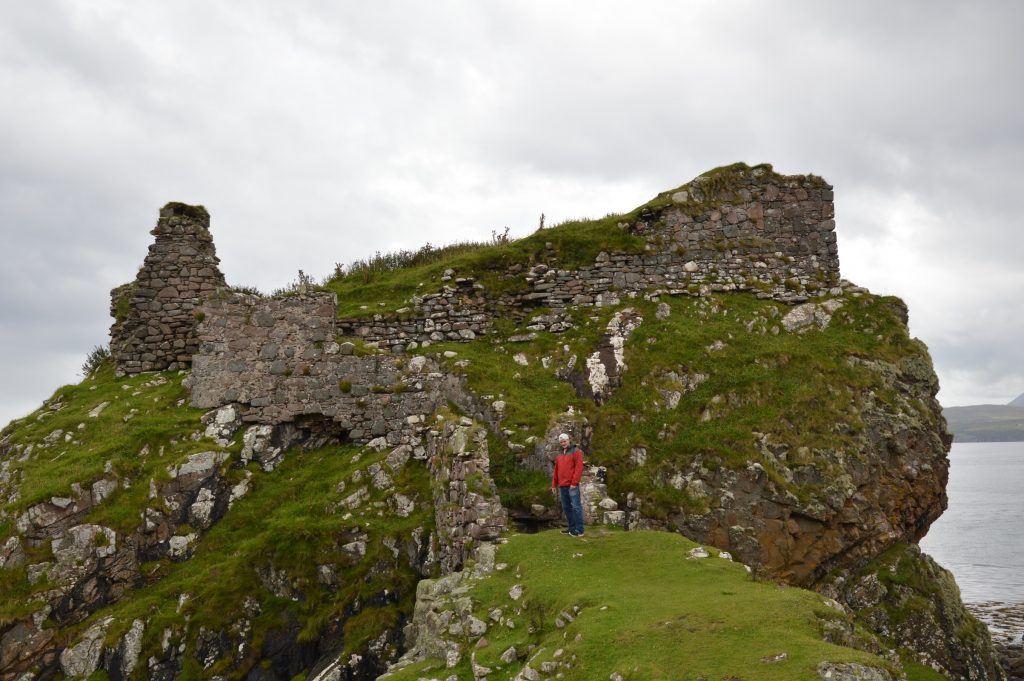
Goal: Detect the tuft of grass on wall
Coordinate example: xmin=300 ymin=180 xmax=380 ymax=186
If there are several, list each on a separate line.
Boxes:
xmin=325 ymin=211 xmax=646 ymax=319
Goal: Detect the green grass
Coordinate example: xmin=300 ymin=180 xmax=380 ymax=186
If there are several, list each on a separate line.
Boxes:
xmin=904 ymin=658 xmax=951 ymax=681
xmin=412 ymin=289 xmax=926 ymax=520
xmin=0 ymin=363 xmax=437 ymax=678
xmin=324 ymin=162 xmax=831 ymax=320
xmin=0 ymin=362 xmax=224 ymax=628
xmin=325 ymin=210 xmax=647 ymax=319
xmin=0 ymin=562 xmax=37 ymax=628
xmin=65 ymin=441 xmax=435 ymax=679
xmin=591 ymin=293 xmax=921 ymax=512
xmin=0 ymin=363 xmax=213 ymax=535
xmin=421 ymin=315 xmax=605 ymax=507
xmin=385 ymin=530 xmax=897 ymax=681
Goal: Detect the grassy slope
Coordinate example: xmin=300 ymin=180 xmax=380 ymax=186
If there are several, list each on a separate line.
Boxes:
xmin=323 ymin=162 xmax=798 ymax=319
xmin=1 ymin=365 xmax=213 ymax=627
xmin=84 ymin=441 xmax=434 ymax=679
xmin=0 ymin=363 xmax=210 ymax=531
xmin=0 ymin=367 xmax=436 ymax=679
xmin=385 ymin=529 xmax=900 ymax=681
xmin=324 ymin=212 xmax=646 ymax=319
xmin=423 ymin=291 xmax=922 ymax=515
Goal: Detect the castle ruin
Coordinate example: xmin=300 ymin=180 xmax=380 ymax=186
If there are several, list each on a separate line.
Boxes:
xmin=110 ymin=164 xmax=839 ymax=437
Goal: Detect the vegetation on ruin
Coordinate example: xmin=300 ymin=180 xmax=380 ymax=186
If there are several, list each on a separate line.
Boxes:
xmin=323 ymin=209 xmax=647 ymax=318
xmin=162 ymin=202 xmax=210 ymax=221
xmin=0 ymin=164 xmax=969 ymax=679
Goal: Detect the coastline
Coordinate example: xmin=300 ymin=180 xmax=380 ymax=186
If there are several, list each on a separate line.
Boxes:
xmin=919 ymin=441 xmax=1024 ymax=677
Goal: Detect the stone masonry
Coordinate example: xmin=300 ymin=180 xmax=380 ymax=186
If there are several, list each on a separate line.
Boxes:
xmin=522 ymin=165 xmax=838 ymax=308
xmin=426 ymin=420 xmax=508 ymax=573
xmin=336 ymin=277 xmax=491 ymax=354
xmin=109 ymin=203 xmax=226 ymax=375
xmin=336 ymin=164 xmax=839 ymax=352
xmin=113 ymin=165 xmax=840 ymax=438
xmin=187 ymin=290 xmax=509 ymax=570
xmin=111 ymin=166 xmax=838 ymax=368
xmin=188 ymin=291 xmax=446 ymax=445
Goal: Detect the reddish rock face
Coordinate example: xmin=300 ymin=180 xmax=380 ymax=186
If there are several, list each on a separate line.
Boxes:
xmin=652 ymin=350 xmax=950 ymax=587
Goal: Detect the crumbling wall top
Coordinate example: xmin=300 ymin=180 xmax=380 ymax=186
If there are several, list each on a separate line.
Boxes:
xmin=109 ymin=202 xmax=226 ymax=375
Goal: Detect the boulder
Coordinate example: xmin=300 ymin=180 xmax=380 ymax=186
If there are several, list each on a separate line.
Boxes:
xmin=60 ymin=616 xmax=112 ymax=677
xmin=0 ymin=536 xmax=27 ymax=569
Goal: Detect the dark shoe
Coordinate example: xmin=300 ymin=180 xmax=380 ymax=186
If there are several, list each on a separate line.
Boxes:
xmin=571 ymin=531 xmax=584 ymax=537
xmin=560 ymin=529 xmax=572 ymax=535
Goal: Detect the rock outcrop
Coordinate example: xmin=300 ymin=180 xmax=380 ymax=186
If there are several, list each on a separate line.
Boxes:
xmin=655 ymin=326 xmax=950 ymax=586
xmin=562 ymin=308 xmax=643 ymax=404
xmin=1 ymin=445 xmax=234 ymax=679
xmin=821 ymin=544 xmax=1005 ymax=681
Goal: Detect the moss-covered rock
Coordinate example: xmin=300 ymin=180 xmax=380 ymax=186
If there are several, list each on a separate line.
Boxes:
xmin=821 ymin=544 xmax=1004 ymax=681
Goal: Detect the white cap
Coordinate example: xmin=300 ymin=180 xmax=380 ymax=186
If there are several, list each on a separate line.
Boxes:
xmin=558 ymin=433 xmax=570 ymax=442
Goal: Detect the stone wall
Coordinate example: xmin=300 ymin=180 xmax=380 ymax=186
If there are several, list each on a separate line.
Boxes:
xmin=336 ymin=165 xmax=838 ymax=351
xmin=110 ymin=167 xmax=837 ymax=365
xmin=109 ymin=203 xmax=226 ymax=375
xmin=519 ymin=167 xmax=837 ymax=308
xmin=426 ymin=420 xmax=508 ymax=573
xmin=188 ymin=291 xmax=446 ymax=445
xmin=336 ymin=281 xmax=492 ymax=353
xmin=189 ymin=291 xmax=509 ymax=571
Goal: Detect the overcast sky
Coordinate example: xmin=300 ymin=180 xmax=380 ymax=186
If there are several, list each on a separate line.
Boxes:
xmin=1 ymin=1 xmax=1022 ymax=427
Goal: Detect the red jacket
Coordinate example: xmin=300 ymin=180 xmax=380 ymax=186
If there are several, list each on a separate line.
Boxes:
xmin=552 ymin=445 xmax=584 ymax=488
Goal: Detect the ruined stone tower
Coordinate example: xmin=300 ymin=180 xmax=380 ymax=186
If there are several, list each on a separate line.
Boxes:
xmin=109 ymin=202 xmax=226 ymax=375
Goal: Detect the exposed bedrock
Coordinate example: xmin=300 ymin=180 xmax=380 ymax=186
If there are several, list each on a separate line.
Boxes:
xmin=820 ymin=544 xmax=1005 ymax=681
xmin=652 ymin=347 xmax=949 ymax=588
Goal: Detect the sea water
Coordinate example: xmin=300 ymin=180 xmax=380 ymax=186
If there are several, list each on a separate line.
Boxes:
xmin=919 ymin=441 xmax=1024 ymax=641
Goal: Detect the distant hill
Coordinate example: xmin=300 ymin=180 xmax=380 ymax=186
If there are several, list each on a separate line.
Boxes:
xmin=944 ymin=402 xmax=1024 ymax=442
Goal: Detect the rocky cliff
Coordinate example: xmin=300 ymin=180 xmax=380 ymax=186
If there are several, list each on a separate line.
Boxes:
xmin=0 ymin=164 xmax=1002 ymax=680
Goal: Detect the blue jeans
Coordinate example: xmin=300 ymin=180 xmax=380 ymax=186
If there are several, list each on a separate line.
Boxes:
xmin=558 ymin=485 xmax=584 ymax=535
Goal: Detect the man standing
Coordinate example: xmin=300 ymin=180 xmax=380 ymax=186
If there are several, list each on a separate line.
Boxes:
xmin=551 ymin=433 xmax=584 ymax=537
